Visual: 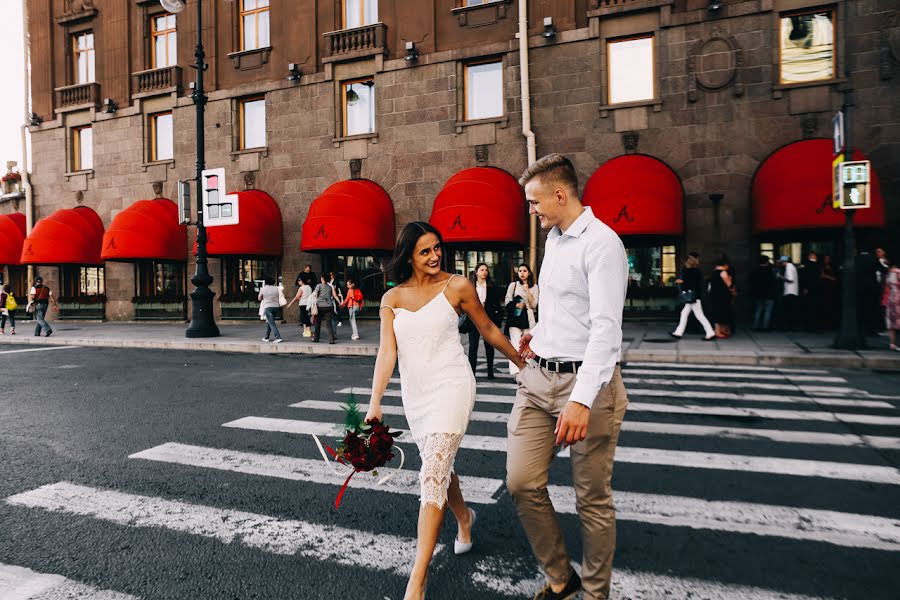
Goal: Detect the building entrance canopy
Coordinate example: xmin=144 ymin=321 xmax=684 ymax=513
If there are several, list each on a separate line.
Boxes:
xmin=198 ymin=190 xmax=283 ymax=257
xmin=0 ymin=213 xmax=26 ymax=266
xmin=20 ymin=206 xmax=104 ymax=265
xmin=301 ymin=180 xmax=395 ymax=254
xmin=582 ymin=155 xmax=684 ymax=237
xmin=430 ymin=167 xmax=527 ymax=246
xmin=752 ymin=139 xmax=884 ymax=234
xmin=102 ymin=199 xmax=186 ymax=262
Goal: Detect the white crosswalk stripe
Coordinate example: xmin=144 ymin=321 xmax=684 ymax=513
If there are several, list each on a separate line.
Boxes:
xmin=621 ymin=368 xmax=848 ymax=383
xmin=0 ymin=562 xmax=138 ymax=600
xmin=619 ymin=361 xmax=830 ymax=374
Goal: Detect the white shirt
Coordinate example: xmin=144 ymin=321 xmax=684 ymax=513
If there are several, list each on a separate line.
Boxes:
xmin=258 ymin=284 xmax=281 ymax=310
xmin=782 ymin=262 xmax=799 ymax=296
xmin=529 ymin=207 xmax=628 ymax=409
xmin=475 ymin=281 xmax=487 ymax=305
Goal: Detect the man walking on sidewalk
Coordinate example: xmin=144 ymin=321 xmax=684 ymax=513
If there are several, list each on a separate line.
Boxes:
xmin=29 ymin=276 xmax=59 ymax=337
xmin=509 ymin=154 xmax=629 ymax=600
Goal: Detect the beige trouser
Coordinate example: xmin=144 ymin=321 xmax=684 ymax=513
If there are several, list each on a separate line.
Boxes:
xmin=506 ymin=362 xmax=628 ymax=600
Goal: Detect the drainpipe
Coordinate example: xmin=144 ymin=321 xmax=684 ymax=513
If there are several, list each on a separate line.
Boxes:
xmin=517 ymin=0 xmax=538 ymax=270
xmin=21 ymin=0 xmax=34 ymax=283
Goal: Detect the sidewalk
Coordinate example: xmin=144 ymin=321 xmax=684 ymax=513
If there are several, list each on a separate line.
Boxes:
xmin=1 ymin=318 xmax=898 ymax=369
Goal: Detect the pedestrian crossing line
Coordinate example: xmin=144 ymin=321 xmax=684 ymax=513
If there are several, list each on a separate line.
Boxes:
xmin=0 ymin=562 xmax=138 ymax=600
xmin=546 ymin=487 xmax=900 ymax=552
xmin=222 ymin=416 xmax=509 ymax=452
xmin=292 ymin=400 xmax=507 ymax=423
xmin=226 ymin=414 xmax=900 ymax=451
xmin=325 ymin=393 xmax=900 ymax=426
xmin=622 ymin=377 xmax=859 ymax=396
xmin=622 ymin=361 xmax=829 ymax=374
xmin=5 ymin=482 xmax=429 ymax=576
xmin=129 ymin=442 xmax=504 ymax=504
xmin=336 ymin=387 xmax=515 ymax=404
xmin=0 ymin=346 xmax=80 ymax=356
xmin=622 ymin=368 xmax=847 ymax=383
xmin=283 ymin=405 xmax=900 ymax=483
xmin=472 ymin=559 xmax=837 ymax=599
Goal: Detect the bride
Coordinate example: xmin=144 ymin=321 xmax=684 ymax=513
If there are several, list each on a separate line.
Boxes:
xmin=366 ymin=222 xmax=525 ymax=600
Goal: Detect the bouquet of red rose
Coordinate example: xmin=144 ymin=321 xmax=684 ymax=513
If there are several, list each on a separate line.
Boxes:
xmin=312 ymin=395 xmax=405 ymax=509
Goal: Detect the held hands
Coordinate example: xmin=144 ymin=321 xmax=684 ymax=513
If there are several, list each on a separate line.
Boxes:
xmin=364 ymin=403 xmax=383 ymax=424
xmin=555 ymin=401 xmax=591 ymax=447
xmin=518 ymin=333 xmax=535 ymax=361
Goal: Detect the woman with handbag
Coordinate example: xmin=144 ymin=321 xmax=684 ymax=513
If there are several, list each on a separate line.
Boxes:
xmin=467 ymin=263 xmax=503 ymax=379
xmin=312 ymin=274 xmax=338 ymax=344
xmin=286 ymin=276 xmax=313 ymax=338
xmin=670 ymin=252 xmax=716 ymax=341
xmin=340 ymin=278 xmax=364 ymax=340
xmin=504 ymin=264 xmax=539 ymax=374
xmin=258 ymin=275 xmax=283 ymax=343
xmin=0 ymin=284 xmax=17 ymax=335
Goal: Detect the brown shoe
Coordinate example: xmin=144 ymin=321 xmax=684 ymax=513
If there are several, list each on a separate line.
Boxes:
xmin=532 ymin=571 xmax=581 ymax=600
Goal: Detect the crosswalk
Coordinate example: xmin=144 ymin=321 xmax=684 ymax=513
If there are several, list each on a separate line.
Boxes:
xmin=4 ymin=358 xmax=900 ymax=599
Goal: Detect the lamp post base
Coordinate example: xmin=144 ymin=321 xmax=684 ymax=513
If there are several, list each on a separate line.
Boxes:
xmin=186 ymin=286 xmax=220 ymax=338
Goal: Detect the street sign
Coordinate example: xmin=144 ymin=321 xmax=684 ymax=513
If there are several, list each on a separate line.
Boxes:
xmin=838 ymin=160 xmax=871 ymax=210
xmin=831 ymin=153 xmax=844 ymax=209
xmin=200 ymin=168 xmax=239 ymax=227
xmin=832 ymin=111 xmax=844 ymax=155
xmin=177 ymin=180 xmax=192 ymax=225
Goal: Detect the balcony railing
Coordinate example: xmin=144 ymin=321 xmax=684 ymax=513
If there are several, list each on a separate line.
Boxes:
xmin=132 ymin=65 xmax=182 ymax=97
xmin=323 ymin=23 xmax=387 ymax=62
xmin=54 ymin=82 xmax=99 ymax=111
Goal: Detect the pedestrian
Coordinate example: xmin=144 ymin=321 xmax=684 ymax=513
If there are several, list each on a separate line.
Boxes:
xmin=258 ymin=275 xmax=283 ymax=343
xmin=286 ymin=275 xmax=313 ymax=338
xmin=328 ymin=272 xmax=344 ymax=332
xmin=504 ymin=264 xmax=539 ymax=375
xmin=670 ymin=252 xmax=716 ymax=341
xmin=750 ymin=254 xmax=778 ymax=331
xmin=776 ymin=255 xmax=799 ymax=330
xmin=467 ymin=263 xmax=504 ymax=379
xmin=296 ymin=264 xmax=316 ymax=287
xmin=312 ymin=274 xmax=337 ymax=344
xmin=29 ymin=276 xmax=58 ymax=337
xmin=855 ymin=250 xmax=881 ymax=335
xmin=510 ymin=154 xmax=629 ymax=600
xmin=800 ymin=251 xmax=823 ymax=332
xmin=340 ymin=278 xmax=364 ymax=340
xmin=364 ymin=222 xmax=524 ymax=600
xmin=0 ymin=284 xmax=17 ymax=335
xmin=876 ymin=248 xmax=890 ymax=334
xmin=882 ymin=260 xmax=900 ymax=351
xmin=706 ymin=255 xmax=734 ymax=339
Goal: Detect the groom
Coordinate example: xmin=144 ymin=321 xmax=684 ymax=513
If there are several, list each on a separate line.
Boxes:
xmin=509 ymin=154 xmax=629 ymax=600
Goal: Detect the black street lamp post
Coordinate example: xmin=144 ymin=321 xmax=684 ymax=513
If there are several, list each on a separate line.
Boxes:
xmin=164 ymin=0 xmax=219 ymax=338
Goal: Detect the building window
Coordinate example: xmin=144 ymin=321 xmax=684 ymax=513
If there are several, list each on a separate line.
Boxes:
xmin=72 ymin=126 xmax=93 ymax=171
xmin=626 ymin=245 xmax=677 ymax=288
xmin=137 ymin=262 xmax=184 ymax=299
xmin=465 ymin=60 xmax=503 ymax=121
xmin=343 ymin=79 xmax=375 ymax=136
xmin=607 ymin=35 xmax=654 ymax=104
xmin=343 ymin=0 xmax=378 ymax=28
xmin=60 ymin=266 xmax=105 ymax=298
xmin=150 ymin=112 xmax=173 ymax=161
xmin=152 ymin=13 xmax=177 ymax=69
xmin=73 ymin=32 xmax=95 ymax=84
xmin=780 ymin=10 xmax=835 ymax=84
xmin=240 ymin=0 xmax=270 ymax=51
xmin=239 ymin=97 xmax=266 ymax=149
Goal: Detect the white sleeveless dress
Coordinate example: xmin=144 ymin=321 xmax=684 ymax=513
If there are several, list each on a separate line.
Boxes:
xmin=387 ymin=275 xmax=477 ymax=508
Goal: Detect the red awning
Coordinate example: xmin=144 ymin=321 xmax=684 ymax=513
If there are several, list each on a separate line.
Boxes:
xmin=301 ymin=180 xmax=395 ymax=253
xmin=20 ymin=206 xmax=104 ymax=265
xmin=101 ymin=199 xmax=187 ymax=262
xmin=752 ymin=139 xmax=884 ymax=234
xmin=198 ymin=190 xmax=283 ymax=257
xmin=429 ymin=167 xmax=527 ymax=246
xmin=582 ymin=155 xmax=684 ymax=237
xmin=0 ymin=212 xmax=26 ymax=266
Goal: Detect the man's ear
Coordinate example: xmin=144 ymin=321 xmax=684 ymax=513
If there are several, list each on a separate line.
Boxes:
xmin=555 ymin=186 xmax=567 ymax=205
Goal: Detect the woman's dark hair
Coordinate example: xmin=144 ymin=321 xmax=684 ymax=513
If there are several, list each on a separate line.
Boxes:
xmin=469 ymin=263 xmax=492 ymax=285
xmin=386 ymin=222 xmax=444 ymax=284
xmin=2 ymin=284 xmax=10 ymax=293
xmin=516 ymin=264 xmax=534 ymax=287
xmin=346 ymin=278 xmax=356 ymax=287
xmin=263 ymin=275 xmax=275 ymax=286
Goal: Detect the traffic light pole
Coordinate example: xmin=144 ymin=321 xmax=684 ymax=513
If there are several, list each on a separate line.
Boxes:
xmin=833 ymin=86 xmax=862 ymax=350
xmin=185 ymin=0 xmax=219 ymax=338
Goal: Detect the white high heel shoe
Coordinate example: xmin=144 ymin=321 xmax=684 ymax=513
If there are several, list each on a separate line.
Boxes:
xmin=454 ymin=508 xmax=476 ymax=555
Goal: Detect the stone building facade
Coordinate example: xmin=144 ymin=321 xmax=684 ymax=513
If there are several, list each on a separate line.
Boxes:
xmin=4 ymin=0 xmax=898 ymax=323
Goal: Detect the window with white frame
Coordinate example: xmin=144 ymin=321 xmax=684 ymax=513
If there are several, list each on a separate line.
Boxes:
xmin=465 ymin=60 xmax=503 ymax=121
xmin=73 ymin=126 xmax=93 ymax=171
xmin=240 ymin=97 xmax=266 ymax=149
xmin=343 ymin=0 xmax=378 ymax=29
xmin=73 ymin=32 xmax=95 ymax=84
xmin=150 ymin=112 xmax=173 ymax=161
xmin=241 ymin=0 xmax=270 ymax=51
xmin=779 ymin=9 xmax=835 ymax=84
xmin=152 ymin=13 xmax=177 ymax=69
xmin=343 ymin=79 xmax=375 ymax=136
xmin=607 ymin=35 xmax=654 ymax=104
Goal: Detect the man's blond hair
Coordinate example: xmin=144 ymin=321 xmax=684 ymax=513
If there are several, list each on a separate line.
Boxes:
xmin=518 ymin=153 xmax=579 ymax=194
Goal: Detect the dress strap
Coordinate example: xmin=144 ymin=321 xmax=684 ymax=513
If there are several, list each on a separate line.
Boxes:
xmin=441 ymin=274 xmax=457 ymax=293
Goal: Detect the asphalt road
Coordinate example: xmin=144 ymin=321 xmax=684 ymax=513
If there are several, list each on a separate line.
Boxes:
xmin=0 ymin=344 xmax=898 ymax=600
